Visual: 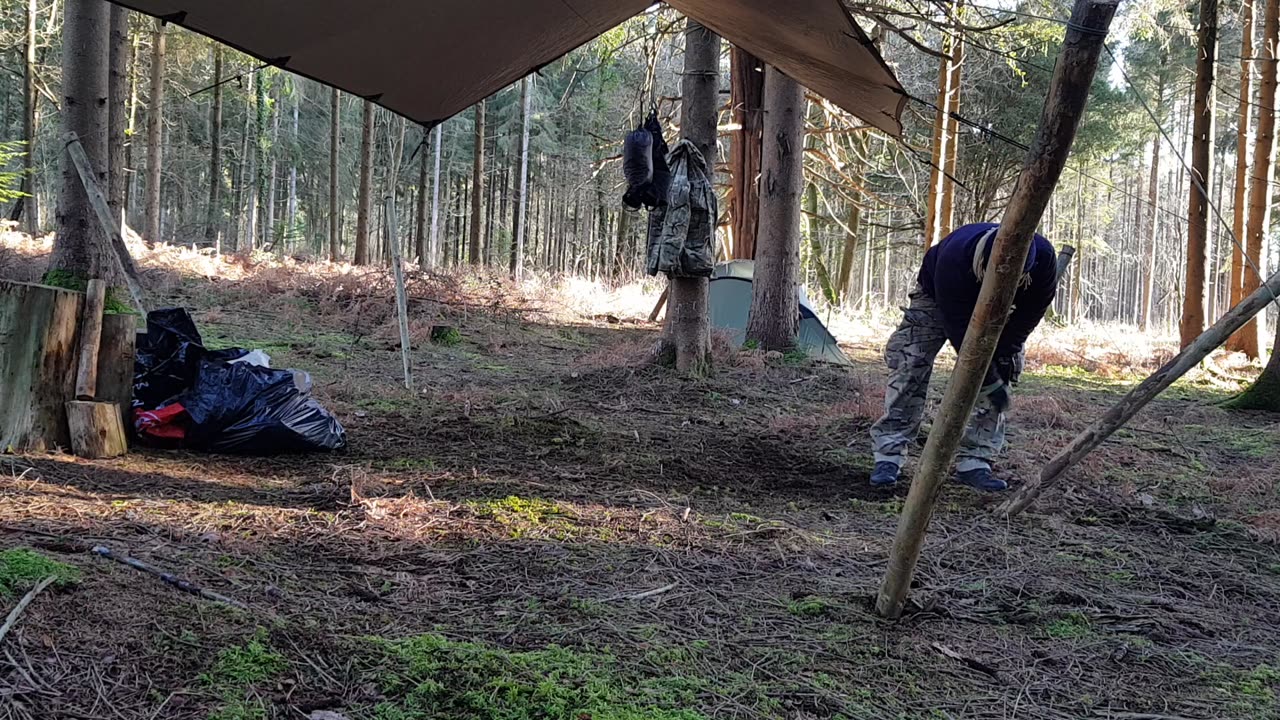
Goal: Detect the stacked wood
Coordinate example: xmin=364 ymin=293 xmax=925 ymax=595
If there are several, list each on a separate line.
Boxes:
xmin=0 ymin=280 xmax=83 ymax=452
xmin=66 ymin=279 xmax=128 ymax=459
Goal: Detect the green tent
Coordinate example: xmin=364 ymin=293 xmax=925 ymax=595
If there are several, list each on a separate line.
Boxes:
xmin=709 ymin=261 xmax=851 ymax=365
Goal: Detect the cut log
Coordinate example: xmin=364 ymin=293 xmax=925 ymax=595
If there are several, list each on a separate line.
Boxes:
xmin=96 ymin=313 xmax=137 ymax=432
xmin=65 ymin=400 xmax=128 ymax=459
xmin=75 ymin=279 xmax=107 ymax=400
xmin=0 ymin=280 xmax=83 ymax=453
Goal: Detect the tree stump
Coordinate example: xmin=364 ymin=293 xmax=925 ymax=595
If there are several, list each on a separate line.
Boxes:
xmin=0 ymin=280 xmax=83 ymax=452
xmin=96 ymin=313 xmax=137 ymax=432
xmin=66 ymin=400 xmax=127 ymax=458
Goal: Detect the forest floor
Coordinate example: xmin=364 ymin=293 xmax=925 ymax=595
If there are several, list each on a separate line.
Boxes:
xmin=2 ymin=234 xmax=1280 ymax=720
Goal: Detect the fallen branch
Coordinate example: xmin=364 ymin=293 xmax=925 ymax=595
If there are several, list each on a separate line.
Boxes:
xmin=605 ymin=582 xmax=678 ymax=602
xmin=92 ymin=546 xmax=247 ymax=610
xmin=0 ymin=576 xmax=56 ymax=645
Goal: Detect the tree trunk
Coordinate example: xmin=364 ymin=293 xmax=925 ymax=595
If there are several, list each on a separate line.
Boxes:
xmin=1230 ymin=313 xmax=1280 ymax=409
xmin=729 ymin=46 xmax=764 ymax=259
xmin=1228 ymin=0 xmax=1256 ymax=351
xmin=745 ymin=67 xmax=804 ymax=350
xmin=938 ymin=4 xmax=965 ymax=239
xmin=512 ymin=75 xmax=532 ymax=279
xmin=427 ymin=123 xmax=442 ymax=269
xmin=415 ymin=128 xmax=429 ymax=264
xmin=124 ymin=31 xmax=140 ymax=222
xmin=1181 ymin=0 xmax=1218 ymax=348
xmin=1237 ymin=0 xmax=1278 ymax=358
xmin=0 ymin=281 xmax=82 ymax=453
xmin=266 ymin=80 xmax=280 ymax=252
xmin=666 ymin=21 xmax=719 ymax=375
xmin=877 ymin=0 xmax=1118 ymax=620
xmin=354 ymin=99 xmax=374 ymax=265
xmin=50 ymin=0 xmax=114 ymax=284
xmin=286 ymin=88 xmax=299 ymax=246
xmin=469 ymin=99 xmax=486 ymax=265
xmin=205 ymin=47 xmax=223 ymax=246
xmin=329 ymin=88 xmax=340 ymax=261
xmin=106 ymin=4 xmax=128 ymax=232
xmin=921 ymin=5 xmax=964 ymax=251
xmin=19 ymin=0 xmax=39 ymax=233
xmin=1141 ymin=131 xmax=1162 ymax=331
xmin=143 ymin=19 xmax=165 ymax=245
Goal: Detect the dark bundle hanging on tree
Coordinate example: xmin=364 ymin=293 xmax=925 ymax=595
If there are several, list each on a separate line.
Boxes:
xmin=622 ymin=112 xmax=671 ymax=210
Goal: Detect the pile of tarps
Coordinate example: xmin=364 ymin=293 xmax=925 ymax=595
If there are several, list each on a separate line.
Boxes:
xmin=133 ymin=308 xmax=346 ymax=454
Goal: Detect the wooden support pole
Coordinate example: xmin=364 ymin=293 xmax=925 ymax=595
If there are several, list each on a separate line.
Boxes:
xmin=385 ymin=196 xmax=413 ymax=390
xmin=1000 ymin=267 xmax=1280 ymax=517
xmin=74 ymin=279 xmax=107 ymax=400
xmin=63 ymin=133 xmax=147 ymax=314
xmin=875 ymin=0 xmax=1119 ymax=620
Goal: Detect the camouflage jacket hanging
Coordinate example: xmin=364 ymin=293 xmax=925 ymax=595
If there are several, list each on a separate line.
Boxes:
xmin=646 ymin=140 xmax=717 ymax=278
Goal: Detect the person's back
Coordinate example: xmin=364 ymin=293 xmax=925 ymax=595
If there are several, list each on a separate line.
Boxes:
xmin=868 ymin=223 xmax=1058 ymax=491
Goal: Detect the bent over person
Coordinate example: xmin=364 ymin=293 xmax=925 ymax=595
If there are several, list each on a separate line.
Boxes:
xmin=869 ymin=223 xmax=1057 ymax=492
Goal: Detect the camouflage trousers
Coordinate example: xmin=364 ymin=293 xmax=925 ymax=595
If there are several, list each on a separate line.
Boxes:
xmin=869 ymin=285 xmax=1006 ymax=472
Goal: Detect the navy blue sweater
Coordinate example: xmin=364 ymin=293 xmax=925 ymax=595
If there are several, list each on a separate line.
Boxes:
xmin=918 ymin=223 xmax=1057 ymax=378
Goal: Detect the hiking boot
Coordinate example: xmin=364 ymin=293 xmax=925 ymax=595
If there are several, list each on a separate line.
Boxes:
xmin=955 ymin=467 xmax=1008 ymax=492
xmin=870 ymin=462 xmax=901 ymax=488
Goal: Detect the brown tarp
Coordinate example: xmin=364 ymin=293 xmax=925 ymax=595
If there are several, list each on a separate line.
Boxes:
xmin=111 ymin=0 xmax=905 ymax=136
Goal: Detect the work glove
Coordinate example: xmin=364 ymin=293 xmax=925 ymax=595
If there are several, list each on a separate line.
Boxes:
xmin=981 ymin=380 xmax=1011 ymax=413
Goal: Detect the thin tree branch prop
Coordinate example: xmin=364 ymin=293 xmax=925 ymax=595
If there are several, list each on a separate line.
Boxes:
xmin=999 ymin=265 xmax=1280 ymax=518
xmin=0 ymin=576 xmax=56 ymax=646
xmin=92 ymin=546 xmax=247 ymax=609
xmin=385 ymin=195 xmax=413 ymax=391
xmin=63 ymin=132 xmax=147 ymax=314
xmin=875 ymin=0 xmax=1118 ymax=620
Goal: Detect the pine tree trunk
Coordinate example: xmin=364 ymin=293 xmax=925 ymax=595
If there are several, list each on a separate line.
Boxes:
xmin=469 ymin=100 xmax=486 ymax=265
xmin=938 ymin=3 xmax=965 ymax=239
xmin=354 ymin=99 xmax=374 ymax=265
xmin=244 ymin=72 xmax=262 ymax=253
xmin=1141 ymin=131 xmax=1162 ymax=331
xmin=415 ymin=128 xmax=429 ymax=264
xmin=143 ymin=19 xmax=166 ymax=245
xmin=329 ymin=88 xmax=340 ymax=261
xmin=729 ymin=46 xmax=764 ymax=259
xmin=124 ymin=32 xmax=141 ymax=222
xmin=19 ymin=0 xmax=39 ymax=233
xmin=205 ymin=47 xmax=223 ymax=246
xmin=1239 ymin=0 xmax=1280 ymax=357
xmin=51 ymin=0 xmax=114 ymax=284
xmin=287 ymin=88 xmax=298 ymax=246
xmin=512 ymin=75 xmax=532 ymax=279
xmin=1181 ymin=0 xmax=1218 ymax=348
xmin=266 ymin=81 xmax=280 ymax=252
xmin=666 ymin=21 xmax=719 ymax=374
xmin=922 ymin=8 xmax=963 ymax=252
xmin=746 ymin=66 xmax=804 ymax=350
xmin=106 ymin=4 xmax=128 ymax=231
xmin=427 ymin=123 xmax=442 ymax=269
xmin=1228 ymin=0 xmax=1256 ymax=350
xmin=837 ymin=202 xmax=861 ymax=304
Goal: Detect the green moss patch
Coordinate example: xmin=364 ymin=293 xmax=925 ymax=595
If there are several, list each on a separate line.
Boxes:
xmin=0 ymin=548 xmax=80 ymax=598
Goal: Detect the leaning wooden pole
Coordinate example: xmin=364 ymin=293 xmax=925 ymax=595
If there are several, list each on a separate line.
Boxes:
xmin=875 ymin=0 xmax=1118 ymax=620
xmin=1000 ymin=267 xmax=1280 ymax=517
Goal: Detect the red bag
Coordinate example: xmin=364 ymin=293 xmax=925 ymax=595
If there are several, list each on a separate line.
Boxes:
xmin=134 ymin=403 xmax=189 ymax=446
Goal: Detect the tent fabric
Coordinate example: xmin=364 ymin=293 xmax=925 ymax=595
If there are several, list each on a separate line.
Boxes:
xmin=110 ymin=0 xmax=904 ymax=136
xmin=709 ymin=261 xmax=851 ymax=365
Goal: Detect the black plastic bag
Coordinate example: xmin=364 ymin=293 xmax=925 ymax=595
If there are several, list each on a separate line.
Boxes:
xmin=134 ymin=308 xmax=247 ymax=410
xmin=622 ymin=128 xmax=654 ymax=190
xmin=180 ymin=359 xmax=346 ymax=454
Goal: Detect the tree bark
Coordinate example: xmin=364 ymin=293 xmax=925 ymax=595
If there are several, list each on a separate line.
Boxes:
xmin=837 ymin=202 xmax=861 ymax=304
xmin=469 ymin=99 xmax=486 ymax=265
xmin=415 ymin=128 xmax=429 ymax=264
xmin=729 ymin=46 xmax=764 ymax=260
xmin=1236 ymin=0 xmax=1279 ymax=358
xmin=938 ymin=4 xmax=965 ymax=239
xmin=205 ymin=47 xmax=223 ymax=246
xmin=1141 ymin=131 xmax=1161 ymax=332
xmin=427 ymin=123 xmax=442 ymax=269
xmin=286 ymin=87 xmax=299 ymax=246
xmin=921 ymin=4 xmax=964 ymax=251
xmin=0 ymin=281 xmax=82 ymax=453
xmin=745 ymin=67 xmax=804 ymax=350
xmin=512 ymin=76 xmax=532 ymax=279
xmin=354 ymin=99 xmax=374 ymax=265
xmin=667 ymin=20 xmax=720 ymax=375
xmin=51 ymin=0 xmax=114 ymax=284
xmin=1228 ymin=0 xmax=1256 ymax=352
xmin=329 ymin=88 xmax=340 ymax=261
xmin=266 ymin=80 xmax=280 ymax=252
xmin=124 ymin=31 xmax=140 ymax=221
xmin=1181 ymin=0 xmax=1218 ymax=348
xmin=19 ymin=0 xmax=39 ymax=233
xmin=877 ymin=0 xmax=1119 ymax=620
xmin=106 ymin=4 xmax=128 ymax=231
xmin=143 ymin=19 xmax=165 ymax=245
